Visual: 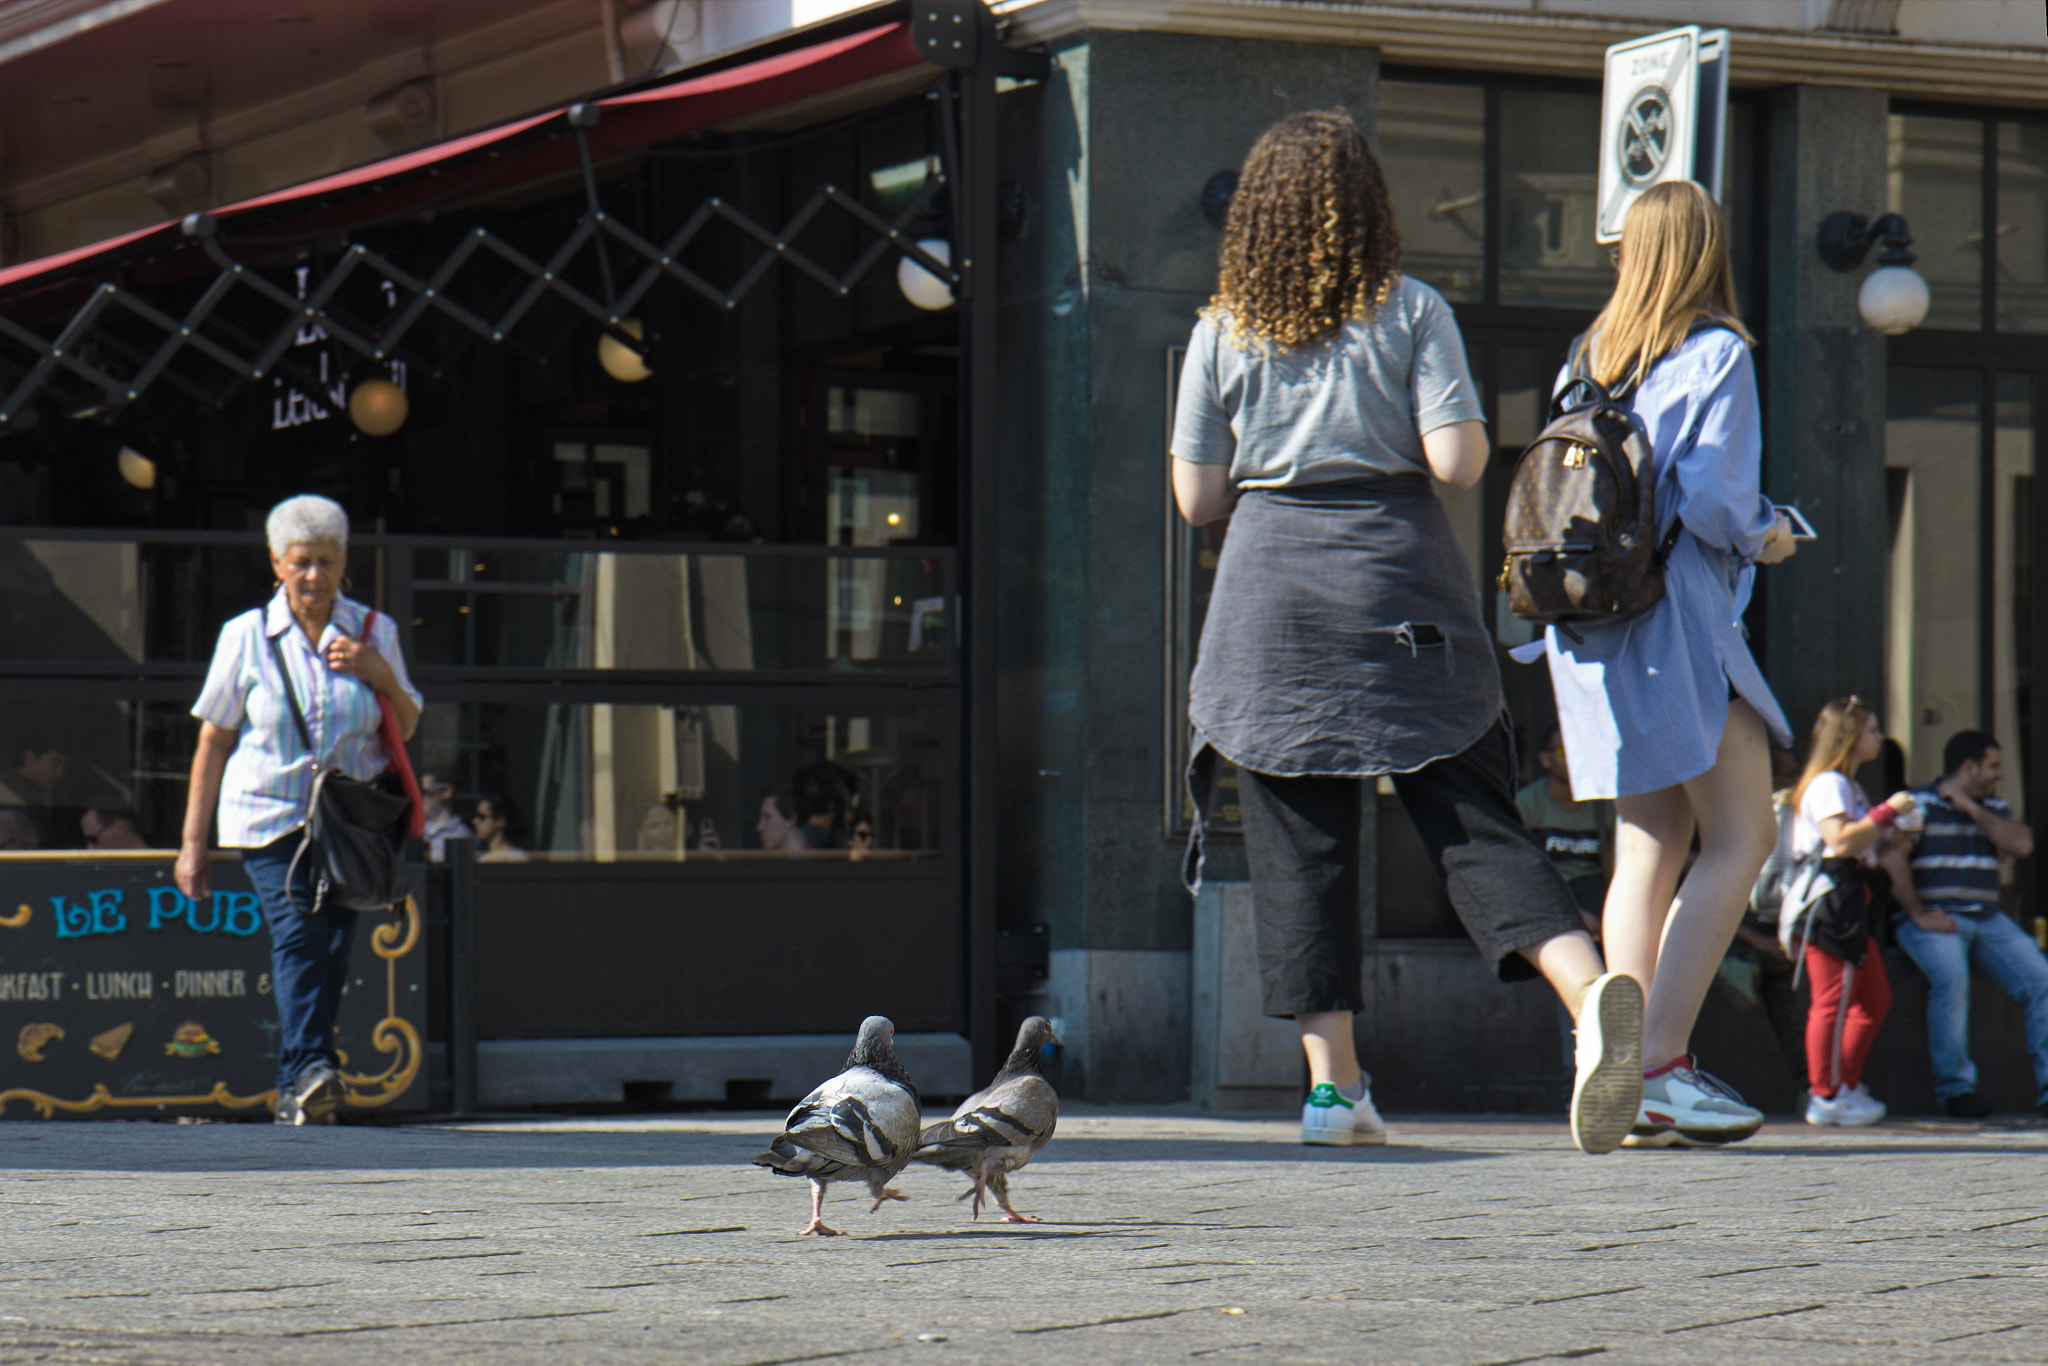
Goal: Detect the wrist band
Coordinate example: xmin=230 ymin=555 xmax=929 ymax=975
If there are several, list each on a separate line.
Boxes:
xmin=1867 ymin=803 xmax=1898 ymax=828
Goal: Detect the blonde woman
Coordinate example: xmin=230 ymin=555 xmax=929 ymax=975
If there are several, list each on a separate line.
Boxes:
xmin=1788 ymin=698 xmax=1917 ymax=1126
xmin=1173 ymin=111 xmax=1643 ymax=1156
xmin=1542 ymin=181 xmax=1799 ymax=1146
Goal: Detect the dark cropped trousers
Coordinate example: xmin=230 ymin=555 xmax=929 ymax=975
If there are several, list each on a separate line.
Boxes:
xmin=1235 ymin=716 xmax=1586 ymax=1018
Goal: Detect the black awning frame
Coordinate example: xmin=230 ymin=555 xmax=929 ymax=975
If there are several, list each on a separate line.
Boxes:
xmin=0 ymin=97 xmax=959 ymax=430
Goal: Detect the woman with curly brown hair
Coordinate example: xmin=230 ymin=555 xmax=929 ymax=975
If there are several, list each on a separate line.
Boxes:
xmin=1173 ymin=110 xmax=1642 ymax=1155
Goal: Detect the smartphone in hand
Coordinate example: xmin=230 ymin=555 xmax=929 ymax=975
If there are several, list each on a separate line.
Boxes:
xmin=1775 ymin=505 xmax=1818 ymax=540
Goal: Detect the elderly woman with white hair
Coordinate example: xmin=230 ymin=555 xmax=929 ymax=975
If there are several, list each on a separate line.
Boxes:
xmin=174 ymin=494 xmax=422 ymax=1125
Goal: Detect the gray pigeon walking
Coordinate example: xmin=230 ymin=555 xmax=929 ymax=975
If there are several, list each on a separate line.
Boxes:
xmin=750 ymin=1015 xmax=921 ymax=1236
xmin=913 ymin=1016 xmax=1059 ymax=1222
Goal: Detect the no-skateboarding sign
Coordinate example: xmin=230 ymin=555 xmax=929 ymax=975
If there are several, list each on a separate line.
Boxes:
xmin=1597 ymin=26 xmax=1728 ymax=243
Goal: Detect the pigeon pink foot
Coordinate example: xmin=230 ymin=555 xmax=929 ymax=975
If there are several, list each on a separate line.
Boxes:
xmin=869 ymin=1186 xmax=908 ymax=1212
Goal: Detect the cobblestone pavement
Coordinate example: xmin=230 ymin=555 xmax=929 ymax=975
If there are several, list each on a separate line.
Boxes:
xmin=2 ymin=1109 xmax=2045 ymax=1364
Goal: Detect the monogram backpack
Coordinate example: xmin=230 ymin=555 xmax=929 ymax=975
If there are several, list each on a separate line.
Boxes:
xmin=1496 ymin=332 xmax=1707 ymax=636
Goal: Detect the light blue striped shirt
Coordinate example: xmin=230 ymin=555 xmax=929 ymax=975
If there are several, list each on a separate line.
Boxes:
xmin=192 ymin=592 xmax=422 ymax=849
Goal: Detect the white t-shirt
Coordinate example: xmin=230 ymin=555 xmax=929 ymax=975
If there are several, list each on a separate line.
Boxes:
xmin=1792 ymin=771 xmax=1875 ymax=868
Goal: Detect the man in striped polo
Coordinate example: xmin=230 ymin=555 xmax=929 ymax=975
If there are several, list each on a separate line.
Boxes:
xmin=1895 ymin=731 xmax=2047 ymax=1120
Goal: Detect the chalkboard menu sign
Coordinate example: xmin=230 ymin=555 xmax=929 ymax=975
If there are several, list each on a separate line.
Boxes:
xmin=0 ymin=855 xmax=427 ymax=1119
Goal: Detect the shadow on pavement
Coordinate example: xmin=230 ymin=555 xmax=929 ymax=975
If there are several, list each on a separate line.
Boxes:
xmin=0 ymin=1122 xmax=1521 ymax=1174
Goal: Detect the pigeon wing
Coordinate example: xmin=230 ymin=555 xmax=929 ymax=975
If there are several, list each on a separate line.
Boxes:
xmin=781 ymin=1066 xmax=918 ymax=1174
xmin=915 ymin=1074 xmax=1057 ymax=1169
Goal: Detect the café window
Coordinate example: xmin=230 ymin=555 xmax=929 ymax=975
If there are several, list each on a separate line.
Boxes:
xmin=1890 ymin=105 xmax=2048 ymax=334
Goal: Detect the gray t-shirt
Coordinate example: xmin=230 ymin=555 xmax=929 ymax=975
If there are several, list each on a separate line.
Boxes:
xmin=1170 ymin=275 xmax=1484 ymax=487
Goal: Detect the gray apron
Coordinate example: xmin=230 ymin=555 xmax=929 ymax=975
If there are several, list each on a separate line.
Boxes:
xmin=1185 ymin=473 xmax=1503 ymax=890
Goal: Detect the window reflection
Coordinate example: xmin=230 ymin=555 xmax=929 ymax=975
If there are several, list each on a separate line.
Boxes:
xmin=1995 ymin=373 xmax=2035 ymax=810
xmin=1889 ymin=114 xmax=1984 ymax=331
xmin=1499 ymin=89 xmax=1609 ymax=310
xmin=410 ymin=548 xmax=950 ymax=674
xmin=0 ymin=700 xmax=195 ymax=852
xmin=1886 ymin=368 xmax=1983 ymax=780
xmin=1998 ymin=121 xmax=2048 ymax=334
xmin=1377 ymin=81 xmax=1485 ymax=302
xmin=420 ymin=701 xmax=945 ymax=863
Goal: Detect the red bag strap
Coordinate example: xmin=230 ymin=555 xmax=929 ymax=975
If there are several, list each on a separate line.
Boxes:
xmin=360 ymin=607 xmax=428 ymax=841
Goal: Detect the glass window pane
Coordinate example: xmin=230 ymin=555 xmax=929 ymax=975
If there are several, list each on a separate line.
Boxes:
xmin=0 ymin=699 xmax=196 ymax=852
xmin=1498 ymin=89 xmax=1610 ymax=310
xmin=1997 ymin=121 xmax=2048 ymax=334
xmin=1377 ymin=81 xmax=1485 ymax=303
xmin=415 ymin=701 xmax=947 ymax=864
xmin=1995 ymin=373 xmax=2034 ymax=815
xmin=1886 ymin=368 xmax=1983 ymax=780
xmin=0 ymin=540 xmax=273 ymax=666
xmin=1889 ymin=114 xmax=1984 ymax=331
xmin=408 ymin=548 xmax=950 ymax=674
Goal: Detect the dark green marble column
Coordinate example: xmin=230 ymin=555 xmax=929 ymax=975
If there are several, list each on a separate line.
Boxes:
xmin=1762 ymin=85 xmax=1891 ymax=746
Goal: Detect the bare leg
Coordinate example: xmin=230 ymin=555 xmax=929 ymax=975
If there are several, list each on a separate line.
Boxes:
xmin=1517 ymin=929 xmax=1609 ymax=1018
xmin=1605 ymin=789 xmax=1696 ymax=998
xmin=869 ymin=1185 xmax=908 ymax=1211
xmin=801 ymin=1179 xmax=840 ymax=1236
xmin=1298 ymin=1010 xmax=1362 ymax=1089
xmin=1642 ymin=700 xmax=1777 ymax=1065
xmin=970 ymin=1160 xmax=989 ymax=1220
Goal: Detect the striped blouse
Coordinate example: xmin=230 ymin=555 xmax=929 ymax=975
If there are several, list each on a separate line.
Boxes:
xmin=192 ymin=591 xmax=423 ymax=850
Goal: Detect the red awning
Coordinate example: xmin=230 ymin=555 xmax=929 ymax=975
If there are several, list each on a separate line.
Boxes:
xmin=0 ymin=21 xmax=926 ymax=299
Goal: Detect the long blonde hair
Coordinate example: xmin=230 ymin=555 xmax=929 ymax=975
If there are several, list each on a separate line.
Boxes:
xmin=1792 ymin=697 xmax=1877 ymax=812
xmin=1203 ymin=110 xmax=1401 ymax=353
xmin=1576 ymin=180 xmax=1753 ymax=391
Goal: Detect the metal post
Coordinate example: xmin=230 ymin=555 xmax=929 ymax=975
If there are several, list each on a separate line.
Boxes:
xmin=445 ymin=834 xmax=480 ymax=1117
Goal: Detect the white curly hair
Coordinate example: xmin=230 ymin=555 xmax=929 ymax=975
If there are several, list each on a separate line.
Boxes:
xmin=265 ymin=495 xmax=349 ymax=555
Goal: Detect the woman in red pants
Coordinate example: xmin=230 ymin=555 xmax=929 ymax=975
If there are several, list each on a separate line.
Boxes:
xmin=1788 ymin=698 xmax=1918 ymax=1125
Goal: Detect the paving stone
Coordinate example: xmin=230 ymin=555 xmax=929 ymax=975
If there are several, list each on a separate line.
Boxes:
xmin=0 ymin=1111 xmax=2043 ymax=1364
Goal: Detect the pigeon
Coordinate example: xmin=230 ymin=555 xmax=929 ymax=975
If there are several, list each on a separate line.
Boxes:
xmin=750 ymin=1015 xmax=921 ymax=1236
xmin=913 ymin=1016 xmax=1060 ymax=1223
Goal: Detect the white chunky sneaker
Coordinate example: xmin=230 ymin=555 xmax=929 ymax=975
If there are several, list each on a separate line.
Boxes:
xmin=1300 ymin=1081 xmax=1387 ymax=1146
xmin=1635 ymin=1057 xmax=1763 ymax=1145
xmin=1570 ymin=972 xmax=1644 ymax=1155
xmin=1836 ymin=1083 xmax=1887 ymax=1127
xmin=1804 ymin=1088 xmax=1845 ymax=1127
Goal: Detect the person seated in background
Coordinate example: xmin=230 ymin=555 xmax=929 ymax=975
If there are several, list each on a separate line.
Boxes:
xmin=1894 ymin=730 xmax=2047 ymax=1120
xmin=418 ymin=773 xmax=472 ymax=862
xmin=81 ymin=807 xmax=150 ymax=850
xmin=1515 ymin=725 xmax=1613 ymax=936
xmin=848 ymin=816 xmax=874 ymax=863
xmin=471 ymin=793 xmax=530 ymax=863
xmin=756 ymin=788 xmax=806 ymax=853
xmin=793 ymin=785 xmax=847 ymax=851
xmin=637 ymin=797 xmax=683 ymax=855
xmin=0 ymin=741 xmax=69 ymax=847
xmin=0 ymin=807 xmax=39 ymax=851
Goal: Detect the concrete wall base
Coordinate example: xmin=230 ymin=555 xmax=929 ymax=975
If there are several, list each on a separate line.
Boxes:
xmin=1044 ymin=948 xmax=1191 ymax=1103
xmin=476 ymin=1034 xmax=975 ymax=1108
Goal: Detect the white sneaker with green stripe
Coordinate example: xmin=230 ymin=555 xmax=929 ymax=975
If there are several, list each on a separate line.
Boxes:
xmin=1300 ymin=1080 xmax=1387 ymax=1146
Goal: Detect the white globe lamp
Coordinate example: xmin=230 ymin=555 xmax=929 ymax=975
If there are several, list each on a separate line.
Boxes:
xmin=896 ymin=238 xmax=954 ymax=311
xmin=1858 ymin=266 xmax=1931 ymax=337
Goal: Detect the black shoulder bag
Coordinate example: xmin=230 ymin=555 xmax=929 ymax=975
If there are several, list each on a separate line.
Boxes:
xmin=267 ymin=631 xmax=412 ymax=914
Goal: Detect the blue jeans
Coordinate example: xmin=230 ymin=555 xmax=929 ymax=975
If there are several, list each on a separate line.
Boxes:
xmin=243 ymin=834 xmax=359 ymax=1096
xmin=1895 ymin=909 xmax=2048 ymax=1104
